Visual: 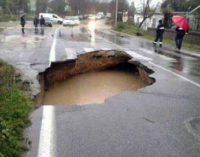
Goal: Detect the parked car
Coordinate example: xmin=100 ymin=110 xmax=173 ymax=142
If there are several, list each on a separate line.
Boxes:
xmin=63 ymin=16 xmax=80 ymax=26
xmin=39 ymin=13 xmax=63 ymax=24
xmin=79 ymin=15 xmax=84 ymax=20
xmin=44 ymin=17 xmax=53 ymax=27
xmin=96 ymin=15 xmax=102 ymax=20
xmin=88 ymin=15 xmax=96 ymax=20
xmin=96 ymin=12 xmax=104 ymax=19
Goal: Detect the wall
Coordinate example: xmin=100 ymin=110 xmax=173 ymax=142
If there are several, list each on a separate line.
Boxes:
xmin=148 ymin=27 xmax=200 ymax=45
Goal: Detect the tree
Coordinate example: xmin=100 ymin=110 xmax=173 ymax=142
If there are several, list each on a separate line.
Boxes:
xmin=36 ymin=0 xmax=48 ymax=14
xmin=137 ymin=0 xmax=158 ymax=35
xmin=0 ymin=0 xmax=30 ymax=15
xmin=161 ymin=0 xmax=200 ymax=30
xmin=109 ymin=0 xmax=129 ymax=19
xmin=161 ymin=0 xmax=200 ymax=12
xmin=68 ymin=0 xmax=110 ymax=15
xmin=48 ymin=0 xmax=66 ymax=14
xmin=162 ymin=8 xmax=172 ymax=28
xmin=129 ymin=2 xmax=136 ymax=17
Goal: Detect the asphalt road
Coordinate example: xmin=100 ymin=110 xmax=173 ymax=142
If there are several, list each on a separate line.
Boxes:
xmin=0 ymin=20 xmax=200 ymax=157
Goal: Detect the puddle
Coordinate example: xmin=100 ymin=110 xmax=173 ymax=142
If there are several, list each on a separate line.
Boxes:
xmin=0 ymin=35 xmax=45 ymax=50
xmin=43 ymin=68 xmax=146 ymax=105
xmin=37 ymin=50 xmax=155 ymax=106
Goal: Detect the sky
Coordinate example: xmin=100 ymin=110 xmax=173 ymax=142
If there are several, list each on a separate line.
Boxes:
xmin=128 ymin=0 xmax=164 ymax=6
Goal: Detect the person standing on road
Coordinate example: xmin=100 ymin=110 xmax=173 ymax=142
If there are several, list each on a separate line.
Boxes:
xmin=175 ymin=26 xmax=188 ymax=51
xmin=40 ymin=15 xmax=45 ymax=35
xmin=153 ymin=20 xmax=165 ymax=47
xmin=20 ymin=14 xmax=26 ymax=34
xmin=33 ymin=16 xmax=39 ymax=34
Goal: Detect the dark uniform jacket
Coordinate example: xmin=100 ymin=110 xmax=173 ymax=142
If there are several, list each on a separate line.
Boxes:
xmin=20 ymin=17 xmax=26 ymax=26
xmin=40 ymin=17 xmax=45 ymax=26
xmin=33 ymin=18 xmax=39 ymax=27
xmin=156 ymin=23 xmax=165 ymax=34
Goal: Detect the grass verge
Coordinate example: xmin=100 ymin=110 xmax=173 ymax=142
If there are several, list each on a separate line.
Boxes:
xmin=114 ymin=22 xmax=200 ymax=51
xmin=0 ymin=60 xmax=33 ymax=157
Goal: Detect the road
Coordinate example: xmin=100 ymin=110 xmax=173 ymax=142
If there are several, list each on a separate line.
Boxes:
xmin=0 ymin=20 xmax=200 ymax=157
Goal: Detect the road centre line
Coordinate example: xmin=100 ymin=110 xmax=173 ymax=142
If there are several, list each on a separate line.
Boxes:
xmin=49 ymin=27 xmax=60 ymax=66
xmin=97 ymin=33 xmax=200 ymax=89
xmin=37 ymin=106 xmax=56 ymax=157
xmin=37 ymin=28 xmax=60 ymax=157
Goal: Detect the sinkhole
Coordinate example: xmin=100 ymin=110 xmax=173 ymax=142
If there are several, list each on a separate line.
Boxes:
xmin=37 ymin=50 xmax=155 ymax=105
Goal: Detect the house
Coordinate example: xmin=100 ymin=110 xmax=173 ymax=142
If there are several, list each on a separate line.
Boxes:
xmin=118 ymin=11 xmax=128 ymax=23
xmin=134 ymin=12 xmax=164 ymax=30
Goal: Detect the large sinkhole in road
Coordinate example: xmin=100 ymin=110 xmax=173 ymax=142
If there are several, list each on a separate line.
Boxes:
xmin=38 ymin=50 xmax=155 ymax=105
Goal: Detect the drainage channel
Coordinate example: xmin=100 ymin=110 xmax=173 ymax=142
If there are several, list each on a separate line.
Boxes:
xmin=36 ymin=50 xmax=155 ymax=106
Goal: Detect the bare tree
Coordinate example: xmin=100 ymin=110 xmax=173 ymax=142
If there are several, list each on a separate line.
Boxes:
xmin=109 ymin=0 xmax=129 ymax=18
xmin=129 ymin=2 xmax=136 ymax=17
xmin=137 ymin=0 xmax=158 ymax=34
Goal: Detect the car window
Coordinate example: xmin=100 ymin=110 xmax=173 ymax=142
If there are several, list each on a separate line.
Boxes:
xmin=53 ymin=15 xmax=57 ymax=18
xmin=65 ymin=17 xmax=72 ymax=20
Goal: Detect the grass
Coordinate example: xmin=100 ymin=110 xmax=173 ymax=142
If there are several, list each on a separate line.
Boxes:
xmin=0 ymin=60 xmax=33 ymax=157
xmin=0 ymin=14 xmax=34 ymax=22
xmin=113 ymin=22 xmax=200 ymax=51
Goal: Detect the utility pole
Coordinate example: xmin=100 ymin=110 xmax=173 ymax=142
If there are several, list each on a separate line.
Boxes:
xmin=115 ymin=0 xmax=118 ymax=26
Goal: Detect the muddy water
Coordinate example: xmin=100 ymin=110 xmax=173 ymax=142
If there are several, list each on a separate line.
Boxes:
xmin=43 ymin=69 xmax=146 ymax=105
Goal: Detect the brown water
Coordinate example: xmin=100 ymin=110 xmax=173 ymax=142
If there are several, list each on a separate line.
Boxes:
xmin=43 ymin=69 xmax=146 ymax=105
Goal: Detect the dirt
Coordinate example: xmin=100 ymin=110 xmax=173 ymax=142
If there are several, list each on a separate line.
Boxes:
xmin=37 ymin=50 xmax=155 ymax=106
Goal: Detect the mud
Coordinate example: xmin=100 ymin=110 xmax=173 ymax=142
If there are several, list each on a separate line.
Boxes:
xmin=38 ymin=50 xmax=155 ymax=106
xmin=43 ymin=68 xmax=146 ymax=105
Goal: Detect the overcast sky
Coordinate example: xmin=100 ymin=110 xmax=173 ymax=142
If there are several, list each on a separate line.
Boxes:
xmin=128 ymin=0 xmax=164 ymax=6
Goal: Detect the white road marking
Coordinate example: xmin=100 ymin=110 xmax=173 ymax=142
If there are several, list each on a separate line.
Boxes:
xmin=84 ymin=47 xmax=95 ymax=52
xmin=101 ymin=48 xmax=112 ymax=51
xmin=125 ymin=50 xmax=152 ymax=61
xmin=38 ymin=28 xmax=60 ymax=157
xmin=150 ymin=62 xmax=200 ymax=88
xmin=65 ymin=48 xmax=77 ymax=60
xmin=97 ymin=34 xmax=152 ymax=61
xmin=98 ymin=33 xmax=200 ymax=88
xmin=139 ymin=48 xmax=177 ymax=62
xmin=37 ymin=106 xmax=56 ymax=157
xmin=49 ymin=27 xmax=60 ymax=66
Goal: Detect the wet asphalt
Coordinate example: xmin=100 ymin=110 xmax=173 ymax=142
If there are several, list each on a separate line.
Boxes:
xmin=0 ymin=20 xmax=200 ymax=157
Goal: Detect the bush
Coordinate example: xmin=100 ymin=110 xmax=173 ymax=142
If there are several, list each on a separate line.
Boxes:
xmin=0 ymin=14 xmax=18 ymax=22
xmin=0 ymin=14 xmax=33 ymax=22
xmin=0 ymin=61 xmax=33 ymax=157
xmin=117 ymin=22 xmax=126 ymax=30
